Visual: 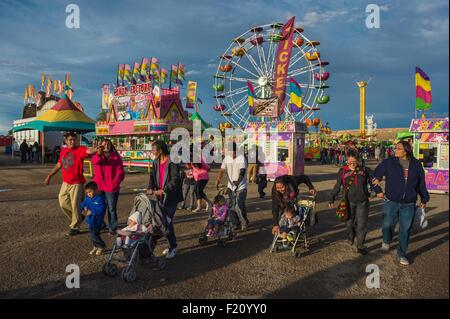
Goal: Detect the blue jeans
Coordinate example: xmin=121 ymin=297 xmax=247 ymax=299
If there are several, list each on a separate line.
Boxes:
xmin=382 ymin=199 xmax=416 ymax=258
xmin=104 ymin=192 xmax=119 ymax=231
xmin=89 ymin=227 xmax=106 ymax=248
xmin=228 ymin=188 xmax=248 ymax=226
xmin=165 ymin=205 xmax=177 ymax=250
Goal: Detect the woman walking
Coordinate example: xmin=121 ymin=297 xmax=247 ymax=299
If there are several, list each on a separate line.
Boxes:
xmin=372 ymin=141 xmax=429 ymax=265
xmin=147 ymin=140 xmax=183 ymax=259
xmin=192 ymin=159 xmax=212 ymax=213
xmin=91 ymin=139 xmax=125 ymax=235
xmin=329 ymin=150 xmax=382 ymax=255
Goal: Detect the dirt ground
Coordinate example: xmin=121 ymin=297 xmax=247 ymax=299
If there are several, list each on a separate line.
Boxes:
xmin=0 ymin=154 xmax=448 ymax=299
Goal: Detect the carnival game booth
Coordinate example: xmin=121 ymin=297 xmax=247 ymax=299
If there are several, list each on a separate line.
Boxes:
xmin=13 ymin=97 xmax=95 ymax=164
xmin=409 ymin=118 xmax=449 ymax=194
xmin=96 ymin=84 xmax=191 ymax=170
xmin=245 ymin=121 xmax=307 ymax=181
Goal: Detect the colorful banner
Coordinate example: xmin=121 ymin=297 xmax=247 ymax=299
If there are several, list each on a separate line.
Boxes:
xmin=150 ymin=58 xmax=159 ymax=74
xmin=117 ymin=64 xmax=124 ymax=86
xmin=170 ymin=65 xmax=178 ymax=83
xmin=41 ymin=74 xmax=46 ymax=91
xmin=418 ymin=133 xmax=448 ymax=143
xmin=289 ymin=77 xmax=303 ymax=113
xmin=178 ymin=63 xmax=186 ymax=81
xmin=410 ymin=118 xmax=449 ymax=133
xmin=247 ymin=81 xmax=255 ymax=114
xmin=123 ymin=64 xmax=132 ymax=85
xmin=272 ymin=16 xmax=296 ymax=116
xmin=415 ymin=67 xmax=432 ymax=110
xmin=101 ymin=84 xmax=110 ymax=110
xmin=141 ymin=58 xmax=149 ymax=81
xmin=186 ymin=81 xmax=197 ymax=109
xmin=132 ymin=62 xmax=141 ymax=84
xmin=45 ymin=78 xmax=53 ymax=98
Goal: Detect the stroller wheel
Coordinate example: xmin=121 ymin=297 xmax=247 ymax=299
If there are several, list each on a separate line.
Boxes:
xmin=121 ymin=267 xmax=137 ymax=282
xmin=217 ymin=239 xmax=226 ymax=247
xmin=102 ymin=262 xmax=118 ymax=277
xmin=156 ymin=257 xmax=166 ymax=270
xmin=198 ymin=233 xmax=207 ymax=245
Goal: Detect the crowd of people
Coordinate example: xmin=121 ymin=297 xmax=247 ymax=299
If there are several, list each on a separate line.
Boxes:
xmin=319 ymin=144 xmax=396 ymax=167
xmin=43 ymin=132 xmax=430 ymax=266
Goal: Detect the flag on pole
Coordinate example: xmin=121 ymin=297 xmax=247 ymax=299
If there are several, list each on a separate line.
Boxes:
xmin=53 ymin=80 xmax=58 ymax=95
xmin=177 ymin=63 xmax=186 ymax=82
xmin=247 ymin=81 xmax=255 ymax=114
xmin=132 ymin=62 xmax=141 ymax=84
xmin=185 ymin=81 xmax=197 ymax=108
xmin=46 ymin=78 xmax=53 ymax=98
xmin=123 ymin=64 xmax=132 ymax=85
xmin=160 ymin=68 xmax=168 ymax=85
xmin=65 ymin=73 xmax=71 ymax=91
xmin=117 ymin=64 xmax=124 ymax=86
xmin=415 ymin=67 xmax=432 ymax=110
xmin=141 ymin=58 xmax=149 ymax=81
xmin=150 ymin=58 xmax=159 ymax=74
xmin=170 ymin=65 xmax=178 ymax=83
xmin=41 ymin=74 xmax=46 ymax=91
xmin=289 ymin=77 xmax=303 ymax=113
xmin=58 ymin=80 xmax=64 ymax=95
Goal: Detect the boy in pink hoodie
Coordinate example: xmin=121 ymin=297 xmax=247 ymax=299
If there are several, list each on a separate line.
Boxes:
xmin=92 ymin=139 xmax=125 ymax=234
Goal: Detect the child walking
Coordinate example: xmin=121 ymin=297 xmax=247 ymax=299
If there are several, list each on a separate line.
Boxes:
xmin=80 ymin=181 xmax=107 ymax=255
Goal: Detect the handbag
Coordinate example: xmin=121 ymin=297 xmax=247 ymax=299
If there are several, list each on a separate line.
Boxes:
xmin=336 ymin=169 xmax=353 ymax=222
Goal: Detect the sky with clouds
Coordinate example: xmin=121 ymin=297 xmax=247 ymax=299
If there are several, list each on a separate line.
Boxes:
xmin=0 ymin=0 xmax=448 ymax=134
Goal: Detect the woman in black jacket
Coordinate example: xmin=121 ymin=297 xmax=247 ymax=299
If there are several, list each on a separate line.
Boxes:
xmin=271 ymin=174 xmax=317 ymax=235
xmin=147 ymin=140 xmax=183 ymax=259
xmin=329 ymin=150 xmax=382 ymax=254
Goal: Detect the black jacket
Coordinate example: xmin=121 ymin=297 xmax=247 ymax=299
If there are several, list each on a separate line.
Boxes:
xmin=271 ymin=175 xmax=315 ymax=226
xmin=329 ymin=166 xmax=381 ymax=204
xmin=147 ymin=158 xmax=183 ymax=206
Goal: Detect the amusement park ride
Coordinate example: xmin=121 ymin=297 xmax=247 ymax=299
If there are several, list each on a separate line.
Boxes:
xmin=212 ymin=16 xmax=331 ymax=178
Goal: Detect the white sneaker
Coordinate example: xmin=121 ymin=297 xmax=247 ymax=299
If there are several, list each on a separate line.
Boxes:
xmin=398 ymin=256 xmax=410 ymax=266
xmin=381 ymin=242 xmax=390 ymax=252
xmin=165 ymin=248 xmax=177 ymax=259
xmin=89 ymin=247 xmax=97 ymax=255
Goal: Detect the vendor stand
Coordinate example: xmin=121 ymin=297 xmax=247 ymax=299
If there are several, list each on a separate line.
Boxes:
xmin=409 ymin=117 xmax=449 ymax=194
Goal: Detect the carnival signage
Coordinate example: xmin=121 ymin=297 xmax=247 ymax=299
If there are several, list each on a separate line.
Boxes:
xmin=114 ymin=82 xmax=152 ymax=97
xmin=410 ymin=118 xmax=449 ymax=133
xmin=272 ymin=16 xmax=295 ymax=117
xmin=252 ymin=97 xmax=279 ymax=117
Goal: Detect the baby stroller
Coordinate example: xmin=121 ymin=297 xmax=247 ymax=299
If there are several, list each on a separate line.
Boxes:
xmin=102 ymin=193 xmax=167 ymax=282
xmin=269 ymin=195 xmax=316 ymax=258
xmin=198 ymin=185 xmax=236 ymax=247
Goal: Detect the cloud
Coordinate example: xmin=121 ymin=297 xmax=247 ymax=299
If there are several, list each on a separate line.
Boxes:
xmin=299 ymin=10 xmax=348 ymax=27
xmin=186 ymin=70 xmax=200 ymax=75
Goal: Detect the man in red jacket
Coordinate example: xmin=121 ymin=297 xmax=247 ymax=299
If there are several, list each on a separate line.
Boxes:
xmin=44 ymin=132 xmax=97 ymax=236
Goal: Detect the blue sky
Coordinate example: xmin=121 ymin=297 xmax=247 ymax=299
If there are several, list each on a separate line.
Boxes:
xmin=0 ymin=0 xmax=448 ymax=134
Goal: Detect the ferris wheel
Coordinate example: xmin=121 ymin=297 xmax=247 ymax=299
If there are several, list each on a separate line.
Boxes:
xmin=213 ymin=20 xmax=330 ymax=129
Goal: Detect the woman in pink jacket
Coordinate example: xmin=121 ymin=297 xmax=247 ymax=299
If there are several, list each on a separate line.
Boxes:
xmin=92 ymin=139 xmax=125 ymax=235
xmin=192 ymin=159 xmax=212 ymax=213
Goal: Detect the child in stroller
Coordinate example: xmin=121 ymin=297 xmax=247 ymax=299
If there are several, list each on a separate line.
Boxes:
xmin=269 ymin=195 xmax=315 ymax=257
xmin=102 ymin=193 xmax=167 ymax=282
xmin=198 ymin=188 xmax=235 ymax=247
